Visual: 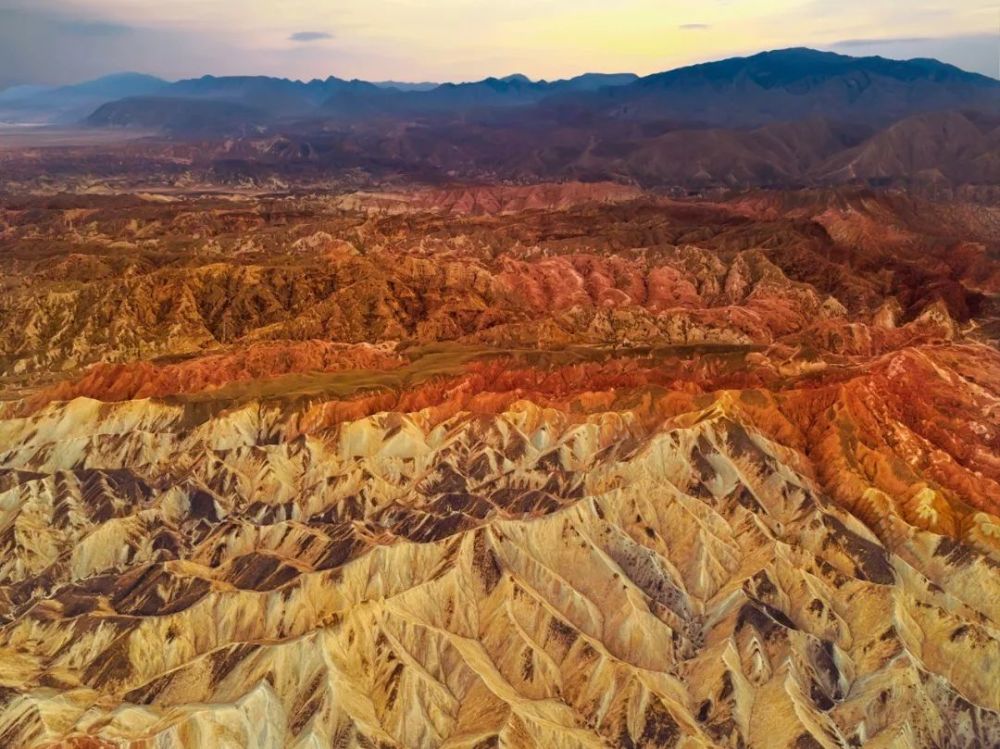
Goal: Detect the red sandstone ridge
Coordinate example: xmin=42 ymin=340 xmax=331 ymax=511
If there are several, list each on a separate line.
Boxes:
xmin=1 ymin=184 xmax=999 ymax=749
xmin=335 ymin=181 xmax=643 ymax=215
xmin=26 ymin=340 xmax=404 ymax=407
xmin=410 ymin=181 xmax=644 ymax=215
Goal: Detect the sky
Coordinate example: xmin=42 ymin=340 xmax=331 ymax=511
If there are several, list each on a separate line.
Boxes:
xmin=0 ymin=0 xmax=996 ymax=89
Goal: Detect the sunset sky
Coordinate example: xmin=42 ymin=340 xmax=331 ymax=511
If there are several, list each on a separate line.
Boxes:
xmin=0 ymin=0 xmax=996 ymax=88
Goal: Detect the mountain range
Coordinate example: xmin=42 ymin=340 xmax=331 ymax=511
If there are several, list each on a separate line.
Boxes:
xmin=0 ymin=69 xmax=639 ymax=126
xmin=0 ymin=72 xmax=167 ymax=124
xmin=1 ymin=48 xmax=997 ymax=190
xmin=2 ymin=48 xmax=995 ymax=132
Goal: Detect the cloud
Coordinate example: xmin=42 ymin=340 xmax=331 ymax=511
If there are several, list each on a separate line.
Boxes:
xmin=678 ymin=23 xmax=710 ymax=30
xmin=289 ymin=31 xmax=333 ymax=42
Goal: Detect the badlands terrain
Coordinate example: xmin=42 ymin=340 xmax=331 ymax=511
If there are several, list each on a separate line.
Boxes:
xmin=0 ymin=177 xmax=998 ymax=749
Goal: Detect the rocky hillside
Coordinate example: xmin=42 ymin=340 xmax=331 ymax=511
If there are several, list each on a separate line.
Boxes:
xmin=0 ymin=184 xmax=998 ymax=748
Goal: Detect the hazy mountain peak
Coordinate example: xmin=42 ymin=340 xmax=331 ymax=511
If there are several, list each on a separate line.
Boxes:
xmin=372 ymin=80 xmax=440 ymax=91
xmin=51 ymin=72 xmax=168 ymax=97
xmin=0 ymin=84 xmax=53 ymax=103
xmin=641 ymin=46 xmax=1000 ymax=89
xmin=5 ymin=46 xmax=994 ymax=133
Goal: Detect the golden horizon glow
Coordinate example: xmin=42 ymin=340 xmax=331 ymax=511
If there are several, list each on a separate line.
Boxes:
xmin=2 ymin=0 xmax=996 ymax=85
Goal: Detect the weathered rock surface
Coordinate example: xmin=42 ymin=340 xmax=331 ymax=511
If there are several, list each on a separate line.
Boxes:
xmin=0 ymin=185 xmax=998 ymax=748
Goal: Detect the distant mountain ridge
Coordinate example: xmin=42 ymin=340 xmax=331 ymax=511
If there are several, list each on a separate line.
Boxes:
xmin=564 ymin=47 xmax=999 ymax=127
xmin=373 ymin=81 xmax=440 ymax=92
xmin=3 ymin=70 xmax=640 ymax=126
xmin=5 ymin=48 xmax=996 ymax=131
xmin=642 ymin=47 xmax=994 ymax=88
xmin=6 ymin=48 xmax=999 ymax=188
xmin=0 ymin=73 xmax=168 ymax=124
xmin=81 ymin=48 xmax=999 ymax=133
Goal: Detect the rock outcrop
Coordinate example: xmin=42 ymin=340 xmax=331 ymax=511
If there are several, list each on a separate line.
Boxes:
xmin=0 ymin=185 xmax=998 ymax=748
